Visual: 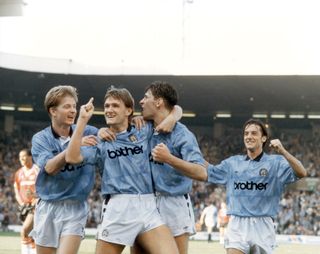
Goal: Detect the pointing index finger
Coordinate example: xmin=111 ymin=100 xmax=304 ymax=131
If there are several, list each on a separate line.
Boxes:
xmin=88 ymin=97 xmax=94 ymax=104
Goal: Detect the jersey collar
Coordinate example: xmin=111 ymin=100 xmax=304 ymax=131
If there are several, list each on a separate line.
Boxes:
xmin=245 ymin=151 xmax=264 ymax=162
xmin=51 ymin=124 xmax=73 ymax=139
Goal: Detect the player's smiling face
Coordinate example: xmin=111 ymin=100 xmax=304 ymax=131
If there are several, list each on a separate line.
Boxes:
xmin=139 ymin=90 xmax=157 ymax=120
xmin=50 ymin=96 xmax=77 ymax=126
xmin=104 ymin=96 xmax=132 ymax=130
xmin=243 ymin=124 xmax=265 ymax=152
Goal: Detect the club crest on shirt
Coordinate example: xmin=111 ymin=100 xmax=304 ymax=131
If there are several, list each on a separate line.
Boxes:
xmin=259 ymin=168 xmax=268 ymax=177
xmin=129 ymin=134 xmax=138 ymax=143
xmin=102 ymin=229 xmax=109 ymax=237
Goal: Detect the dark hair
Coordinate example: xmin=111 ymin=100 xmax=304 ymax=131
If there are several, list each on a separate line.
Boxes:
xmin=145 ymin=81 xmax=178 ymax=110
xmin=242 ymin=118 xmax=269 ymax=147
xmin=19 ymin=149 xmax=32 ymax=156
xmin=104 ymin=86 xmax=135 ymax=121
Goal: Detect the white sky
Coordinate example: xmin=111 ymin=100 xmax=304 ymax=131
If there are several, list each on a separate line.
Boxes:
xmin=0 ymin=0 xmax=320 ymax=75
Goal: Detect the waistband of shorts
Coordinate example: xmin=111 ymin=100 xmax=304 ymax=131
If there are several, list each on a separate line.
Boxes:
xmin=230 ymin=215 xmax=274 ymax=222
xmin=155 ymin=192 xmax=189 ymax=199
xmin=41 ymin=199 xmax=85 ymax=205
xmin=108 ymin=193 xmax=155 ymax=199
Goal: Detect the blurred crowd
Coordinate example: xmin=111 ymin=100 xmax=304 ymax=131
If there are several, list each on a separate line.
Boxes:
xmin=0 ymin=125 xmax=319 ymax=236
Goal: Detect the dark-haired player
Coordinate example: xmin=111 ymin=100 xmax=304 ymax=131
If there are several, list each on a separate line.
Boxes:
xmin=152 ymin=118 xmax=306 ymax=254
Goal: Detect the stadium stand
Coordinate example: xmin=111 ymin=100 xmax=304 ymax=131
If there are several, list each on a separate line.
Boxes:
xmin=0 ymin=123 xmax=319 ymax=235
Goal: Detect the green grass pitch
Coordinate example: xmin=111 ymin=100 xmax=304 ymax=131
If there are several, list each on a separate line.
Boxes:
xmin=0 ymin=233 xmax=318 ymax=254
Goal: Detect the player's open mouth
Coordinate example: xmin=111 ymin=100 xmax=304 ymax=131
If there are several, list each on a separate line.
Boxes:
xmin=67 ymin=116 xmax=75 ymax=120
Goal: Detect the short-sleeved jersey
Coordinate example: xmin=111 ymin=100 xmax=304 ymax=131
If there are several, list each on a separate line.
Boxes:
xmin=31 ymin=124 xmax=98 ymax=201
xmin=14 ymin=164 xmax=39 ymax=204
xmin=207 ymin=153 xmax=300 ymax=217
xmin=81 ymin=124 xmax=154 ymax=195
xmin=150 ymin=122 xmax=205 ymax=195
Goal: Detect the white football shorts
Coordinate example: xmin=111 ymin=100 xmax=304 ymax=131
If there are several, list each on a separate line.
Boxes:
xmin=96 ymin=194 xmax=164 ymax=246
xmin=30 ymin=199 xmax=88 ymax=248
xmin=156 ymin=193 xmax=196 ymax=237
xmin=224 ymin=215 xmax=276 ymax=254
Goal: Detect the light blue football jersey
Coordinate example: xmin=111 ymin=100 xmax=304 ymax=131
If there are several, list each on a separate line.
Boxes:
xmin=81 ymin=124 xmax=154 ymax=195
xmin=207 ymin=152 xmax=300 ymax=217
xmin=150 ymin=122 xmax=205 ymax=195
xmin=31 ymin=124 xmax=98 ymax=201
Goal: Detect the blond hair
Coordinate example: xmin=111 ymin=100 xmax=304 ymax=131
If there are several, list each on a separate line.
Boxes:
xmin=44 ymin=85 xmax=78 ymax=114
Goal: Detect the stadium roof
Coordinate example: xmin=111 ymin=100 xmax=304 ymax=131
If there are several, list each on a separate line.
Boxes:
xmin=1 ymin=67 xmax=320 ymax=127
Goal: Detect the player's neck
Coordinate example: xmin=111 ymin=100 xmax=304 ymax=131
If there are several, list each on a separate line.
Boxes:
xmin=109 ymin=122 xmax=129 ymax=133
xmin=246 ymin=147 xmax=263 ymax=160
xmin=52 ymin=122 xmax=71 ymax=137
xmin=153 ymin=109 xmax=170 ymax=127
xmin=24 ymin=162 xmax=33 ymax=169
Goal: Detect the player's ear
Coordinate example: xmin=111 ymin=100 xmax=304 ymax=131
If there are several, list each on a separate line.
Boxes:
xmin=125 ymin=107 xmax=133 ymax=117
xmin=49 ymin=107 xmax=56 ymax=117
xmin=156 ymin=98 xmax=163 ymax=108
xmin=262 ymin=136 xmax=267 ymax=142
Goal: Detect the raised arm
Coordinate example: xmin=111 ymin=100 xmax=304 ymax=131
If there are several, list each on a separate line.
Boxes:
xmin=151 ymin=143 xmax=208 ymax=181
xmin=66 ymin=98 xmax=94 ymax=165
xmin=269 ymin=139 xmax=307 ymax=178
